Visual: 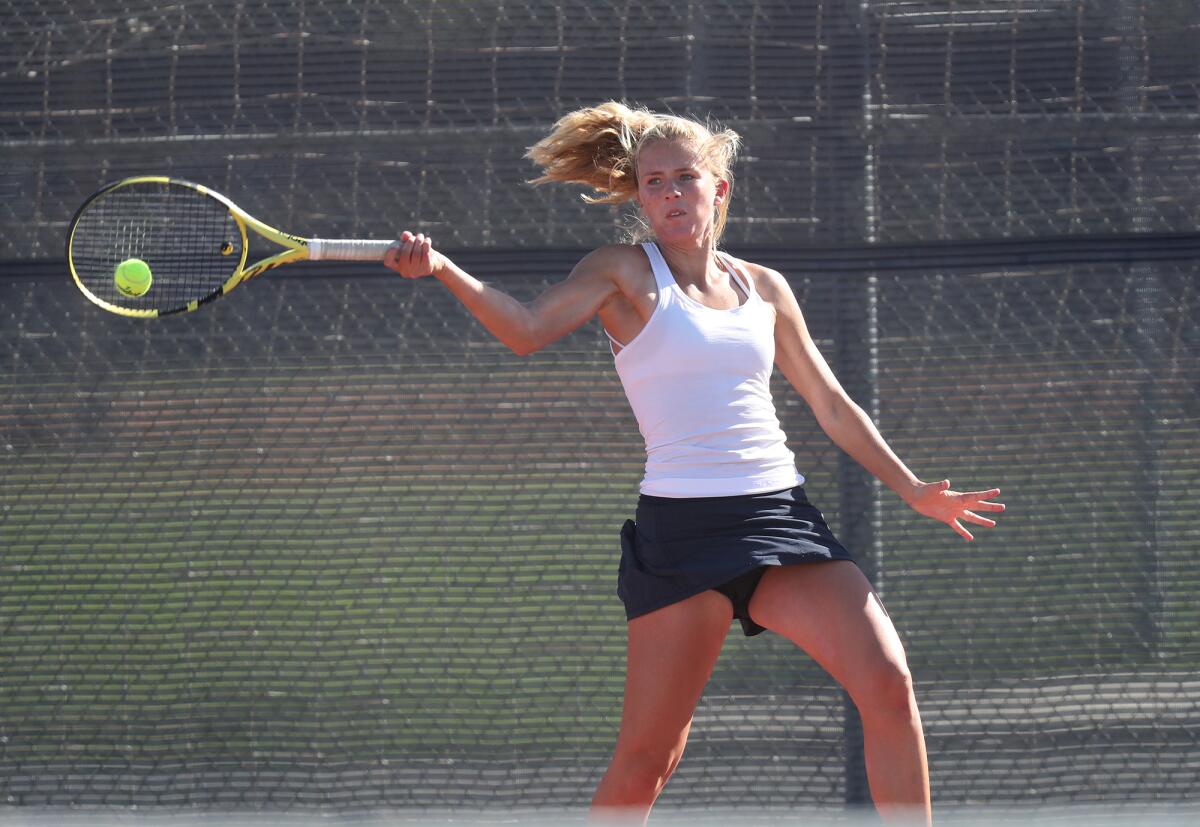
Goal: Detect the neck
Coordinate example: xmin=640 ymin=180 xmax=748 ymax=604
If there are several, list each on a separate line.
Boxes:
xmin=655 ymin=236 xmax=721 ymax=286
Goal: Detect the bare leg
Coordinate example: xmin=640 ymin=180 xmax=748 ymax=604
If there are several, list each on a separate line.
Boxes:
xmin=589 ymin=590 xmax=733 ymax=826
xmin=748 ymin=562 xmax=932 ymax=825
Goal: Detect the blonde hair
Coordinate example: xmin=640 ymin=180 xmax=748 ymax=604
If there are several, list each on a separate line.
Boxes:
xmin=525 ymin=101 xmax=741 ymax=244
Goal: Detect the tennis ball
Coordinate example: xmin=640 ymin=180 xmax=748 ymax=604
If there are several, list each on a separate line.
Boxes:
xmin=114 ymin=258 xmax=152 ymax=297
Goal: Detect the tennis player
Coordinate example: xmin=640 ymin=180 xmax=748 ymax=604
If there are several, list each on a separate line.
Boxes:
xmin=384 ymin=101 xmax=1003 ymax=825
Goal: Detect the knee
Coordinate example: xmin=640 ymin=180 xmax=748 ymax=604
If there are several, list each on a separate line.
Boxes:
xmin=605 ymin=746 xmax=683 ymax=801
xmin=852 ymin=661 xmax=918 ymax=724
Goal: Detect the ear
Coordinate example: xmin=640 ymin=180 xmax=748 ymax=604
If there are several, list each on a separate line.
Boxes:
xmin=714 ymin=179 xmax=730 ymax=204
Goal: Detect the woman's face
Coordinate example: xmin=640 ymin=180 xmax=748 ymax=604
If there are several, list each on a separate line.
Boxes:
xmin=635 ymin=139 xmax=728 ymax=246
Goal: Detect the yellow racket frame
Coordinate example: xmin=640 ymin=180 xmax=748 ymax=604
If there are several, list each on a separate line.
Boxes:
xmin=68 ymin=176 xmax=314 ymax=318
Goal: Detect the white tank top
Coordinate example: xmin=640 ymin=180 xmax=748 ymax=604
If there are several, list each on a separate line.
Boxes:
xmin=606 ymin=242 xmax=804 ymax=498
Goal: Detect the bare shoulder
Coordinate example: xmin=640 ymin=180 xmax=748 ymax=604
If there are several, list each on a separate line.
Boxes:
xmin=722 ymin=255 xmax=796 ymax=315
xmin=572 ymin=243 xmax=648 ymax=280
xmin=572 ymin=244 xmax=655 ymax=310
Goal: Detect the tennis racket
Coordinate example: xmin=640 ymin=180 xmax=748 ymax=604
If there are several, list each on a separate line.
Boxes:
xmin=67 ymin=176 xmax=395 ymax=317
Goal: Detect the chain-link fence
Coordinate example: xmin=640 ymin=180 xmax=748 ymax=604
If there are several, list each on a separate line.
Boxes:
xmin=2 ymin=0 xmax=1198 ymax=816
xmin=4 ymin=1 xmax=1199 ymax=256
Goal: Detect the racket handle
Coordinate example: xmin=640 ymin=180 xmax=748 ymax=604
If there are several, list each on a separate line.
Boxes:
xmin=308 ymin=238 xmax=394 ymax=261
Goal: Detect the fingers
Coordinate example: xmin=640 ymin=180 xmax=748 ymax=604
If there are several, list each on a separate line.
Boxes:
xmin=923 ymin=482 xmax=1002 ymax=541
xmin=946 ymin=502 xmax=1001 ymax=541
xmin=408 ymin=233 xmax=431 ymax=272
xmin=383 ymin=236 xmax=409 ymax=271
xmin=951 ymin=519 xmax=974 ymax=543
xmin=961 ymin=510 xmax=997 ymax=528
xmin=385 ymin=232 xmax=435 ymax=277
xmin=956 ymin=487 xmax=1005 ymax=512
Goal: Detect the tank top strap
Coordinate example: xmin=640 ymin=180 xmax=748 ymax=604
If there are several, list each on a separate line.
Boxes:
xmin=717 ymin=251 xmax=757 ymax=301
xmin=640 ymin=242 xmax=677 ymax=294
xmin=603 ymin=325 xmax=626 ymax=356
xmin=645 ymin=241 xmax=756 ymax=303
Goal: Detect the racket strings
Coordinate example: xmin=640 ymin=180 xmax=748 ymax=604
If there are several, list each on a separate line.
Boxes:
xmin=70 ymin=182 xmax=243 ymax=312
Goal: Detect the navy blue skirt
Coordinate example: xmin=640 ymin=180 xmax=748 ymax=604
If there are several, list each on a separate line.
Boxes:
xmin=617 ymin=485 xmax=859 ymax=637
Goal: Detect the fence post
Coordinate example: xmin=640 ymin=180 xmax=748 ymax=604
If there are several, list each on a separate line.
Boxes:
xmin=1119 ymin=0 xmax=1166 ymax=655
xmin=833 ymin=1 xmax=882 ymax=809
xmin=836 ymin=269 xmax=880 ymax=810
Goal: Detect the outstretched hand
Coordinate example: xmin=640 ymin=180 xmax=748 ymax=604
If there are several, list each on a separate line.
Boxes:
xmin=384 ymin=231 xmax=445 ymax=279
xmin=905 ymin=480 xmax=1005 ymax=542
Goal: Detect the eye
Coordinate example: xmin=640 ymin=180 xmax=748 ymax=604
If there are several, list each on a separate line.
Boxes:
xmin=646 ymin=176 xmax=661 ymax=185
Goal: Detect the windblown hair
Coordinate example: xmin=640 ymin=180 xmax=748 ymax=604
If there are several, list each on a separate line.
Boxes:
xmin=525 ymin=101 xmax=741 ymax=244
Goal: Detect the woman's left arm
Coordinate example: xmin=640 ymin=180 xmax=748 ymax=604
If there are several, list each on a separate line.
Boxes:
xmin=753 ymin=264 xmax=1005 ymax=541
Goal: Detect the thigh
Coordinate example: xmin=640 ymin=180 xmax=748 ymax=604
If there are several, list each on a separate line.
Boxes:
xmin=747 ymin=562 xmax=911 ymax=703
xmin=611 ymin=590 xmax=733 ymax=759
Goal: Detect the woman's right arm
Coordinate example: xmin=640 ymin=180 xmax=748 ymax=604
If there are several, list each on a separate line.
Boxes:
xmin=385 ymin=231 xmax=622 ymax=356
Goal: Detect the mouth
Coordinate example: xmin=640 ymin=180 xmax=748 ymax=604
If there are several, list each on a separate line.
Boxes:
xmin=666 ymin=209 xmax=686 ymax=218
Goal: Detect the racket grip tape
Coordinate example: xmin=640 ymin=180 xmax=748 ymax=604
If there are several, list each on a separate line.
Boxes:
xmin=308 ymin=238 xmax=395 ymax=261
